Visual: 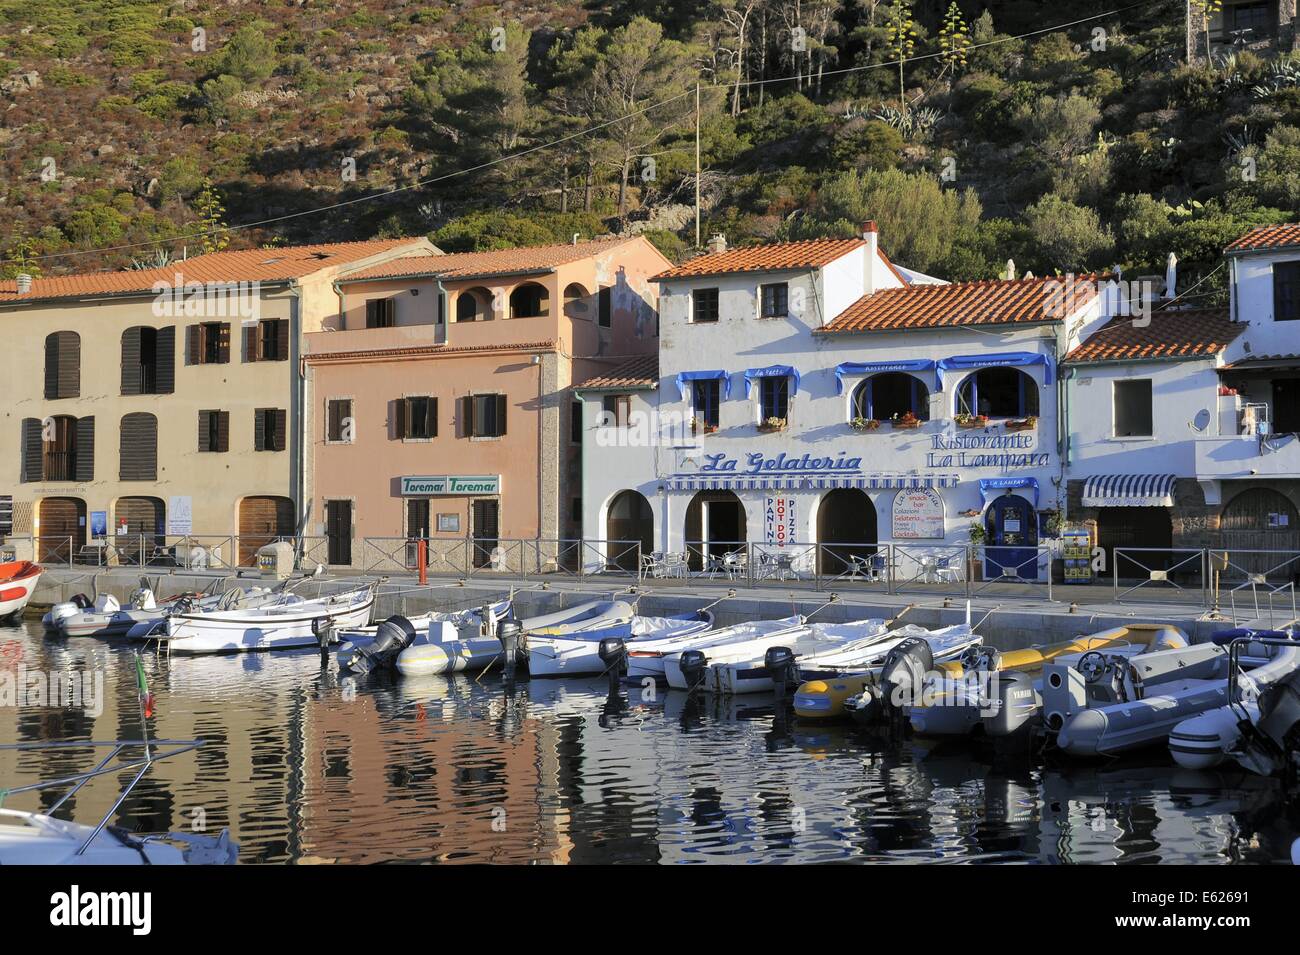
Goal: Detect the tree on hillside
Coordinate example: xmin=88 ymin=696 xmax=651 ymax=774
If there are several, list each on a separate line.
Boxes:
xmin=192 ymin=179 xmax=230 ymax=255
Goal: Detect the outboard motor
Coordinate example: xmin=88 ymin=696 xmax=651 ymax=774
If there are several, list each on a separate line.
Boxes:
xmin=312 ymin=616 xmax=337 ymax=653
xmin=763 ymin=646 xmax=799 ymax=700
xmin=496 ymin=617 xmax=523 ymax=683
xmin=879 ymin=636 xmax=934 ymax=715
xmin=47 ymin=595 xmax=90 ymax=630
xmin=1237 ymin=669 xmax=1300 ymax=779
xmin=342 ymin=615 xmax=417 ymax=675
xmin=598 ymin=637 xmax=628 ymax=693
xmin=982 ymin=670 xmax=1038 ymax=737
xmin=679 ymin=650 xmax=708 ymax=690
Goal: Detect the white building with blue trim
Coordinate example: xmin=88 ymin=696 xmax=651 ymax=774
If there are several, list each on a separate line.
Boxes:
xmin=576 ymin=223 xmax=1111 ymax=579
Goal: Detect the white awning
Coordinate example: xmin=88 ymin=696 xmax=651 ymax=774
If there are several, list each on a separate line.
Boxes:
xmin=668 ymin=474 xmax=960 ymax=492
xmin=1082 ymin=474 xmax=1176 ymax=508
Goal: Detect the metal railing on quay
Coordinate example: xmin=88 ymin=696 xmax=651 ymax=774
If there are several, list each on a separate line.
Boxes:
xmin=890 ymin=542 xmax=970 ymax=597
xmin=1112 ymin=547 xmax=1207 ymax=605
xmin=813 ymin=542 xmax=890 ymax=591
xmin=968 ymin=544 xmax=1053 ymax=601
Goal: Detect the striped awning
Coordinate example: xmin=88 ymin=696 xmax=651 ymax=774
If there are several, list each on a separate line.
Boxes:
xmin=1082 ymin=473 xmax=1177 ymax=508
xmin=668 ymin=474 xmax=960 ymax=492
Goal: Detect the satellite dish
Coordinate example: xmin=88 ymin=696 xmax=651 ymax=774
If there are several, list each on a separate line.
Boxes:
xmin=1191 ymin=409 xmax=1211 ymax=433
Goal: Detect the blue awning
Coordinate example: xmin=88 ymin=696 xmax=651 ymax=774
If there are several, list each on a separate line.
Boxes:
xmin=743 ymin=365 xmax=802 ymax=398
xmin=669 ymin=474 xmax=960 ymax=492
xmin=675 ymin=370 xmax=731 ymax=401
xmin=1082 ymin=474 xmax=1176 ymax=507
xmin=938 ymin=352 xmax=1054 ymax=388
xmin=979 ymin=477 xmax=1039 ymax=507
xmin=834 ymin=359 xmax=938 ymax=395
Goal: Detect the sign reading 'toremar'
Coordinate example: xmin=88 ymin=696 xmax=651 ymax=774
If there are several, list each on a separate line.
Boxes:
xmin=400 ymin=475 xmax=501 ymax=496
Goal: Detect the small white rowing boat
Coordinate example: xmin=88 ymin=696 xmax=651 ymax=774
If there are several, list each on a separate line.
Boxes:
xmin=626 ymin=614 xmax=806 ymax=682
xmin=528 ymin=606 xmax=714 ymax=677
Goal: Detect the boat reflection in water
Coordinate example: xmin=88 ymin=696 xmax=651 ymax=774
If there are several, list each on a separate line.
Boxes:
xmin=1 ymin=619 xmax=1296 ymax=864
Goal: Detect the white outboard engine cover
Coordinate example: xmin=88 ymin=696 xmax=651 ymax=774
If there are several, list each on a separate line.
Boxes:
xmin=138 ymin=588 xmax=157 ymax=611
xmin=48 ymin=602 xmax=80 ymax=627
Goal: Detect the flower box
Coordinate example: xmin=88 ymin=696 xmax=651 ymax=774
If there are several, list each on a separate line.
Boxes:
xmin=891 ymin=416 xmax=922 ymax=430
xmin=690 ymin=419 xmax=719 ymax=436
xmin=757 ymin=418 xmax=787 ymax=433
xmin=850 ymin=418 xmax=882 ymax=432
xmin=1004 ymin=416 xmax=1037 ymax=432
xmin=955 ymin=415 xmax=989 ymax=429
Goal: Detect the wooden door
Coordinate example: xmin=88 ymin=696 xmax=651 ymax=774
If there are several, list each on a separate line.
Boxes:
xmin=239 ymin=496 xmax=294 ymax=566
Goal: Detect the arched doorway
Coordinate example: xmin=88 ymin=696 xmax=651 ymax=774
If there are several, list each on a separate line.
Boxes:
xmin=455 ymin=286 xmax=492 ymax=322
xmin=1221 ymin=488 xmax=1300 ymax=580
xmin=114 ymin=496 xmax=165 ymax=564
xmin=563 ymin=282 xmax=590 ymax=320
xmin=984 ymin=494 xmax=1039 ymax=578
xmin=1097 ymin=506 xmax=1173 ymax=579
xmin=816 ymin=488 xmax=877 ymax=574
xmin=238 ymin=495 xmax=295 ymax=566
xmin=38 ymin=497 xmax=86 ymax=563
xmin=605 ymin=490 xmax=654 ymax=572
xmin=684 ymin=490 xmax=746 ymax=569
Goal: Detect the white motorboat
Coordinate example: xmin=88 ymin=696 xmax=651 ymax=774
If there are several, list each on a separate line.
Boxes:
xmin=626 ymin=614 xmax=806 ymax=682
xmin=705 ymin=619 xmax=904 ymax=695
xmin=46 ymin=582 xmax=279 ymax=639
xmin=1057 ymin=639 xmax=1300 ymax=758
xmin=337 ymin=599 xmax=511 ymax=676
xmin=796 ymin=624 xmax=983 ymax=719
xmin=156 ymin=583 xmax=377 ymax=654
xmin=0 ymin=735 xmax=237 ymax=865
xmin=0 ymin=560 xmax=41 ymax=620
xmin=528 ymin=607 xmax=714 ymax=677
xmin=663 ymin=617 xmax=819 ymax=690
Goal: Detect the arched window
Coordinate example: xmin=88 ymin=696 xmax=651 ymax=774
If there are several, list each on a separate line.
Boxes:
xmin=455 ymin=287 xmax=492 ymax=322
xmin=563 ymin=283 xmax=590 ymax=319
xmin=119 ymin=412 xmax=158 ymax=481
xmin=956 ymin=367 xmax=1039 ymax=419
xmin=851 ymin=373 xmax=930 ymax=422
xmin=509 ymin=282 xmax=549 ymax=319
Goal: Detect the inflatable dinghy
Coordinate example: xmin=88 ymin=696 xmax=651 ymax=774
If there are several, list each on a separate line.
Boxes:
xmin=908 ymin=624 xmax=1194 ymax=739
xmin=1056 ymin=642 xmax=1300 ymax=757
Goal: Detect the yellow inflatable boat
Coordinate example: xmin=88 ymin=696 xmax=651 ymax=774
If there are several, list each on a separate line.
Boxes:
xmin=792 ymin=624 xmax=1187 ymax=720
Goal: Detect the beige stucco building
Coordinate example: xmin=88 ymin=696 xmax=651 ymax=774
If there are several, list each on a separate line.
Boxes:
xmin=302 ymin=236 xmax=669 ymax=571
xmin=0 ymin=238 xmax=433 ymax=566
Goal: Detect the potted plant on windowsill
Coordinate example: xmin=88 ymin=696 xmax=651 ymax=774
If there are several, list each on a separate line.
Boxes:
xmin=891 ymin=411 xmax=921 ymax=430
xmin=850 ymin=416 xmax=881 ymax=431
xmin=757 ymin=416 xmax=787 ymax=433
xmin=955 ymin=413 xmax=989 ymax=429
xmin=690 ymin=418 xmax=718 ymax=436
xmin=1004 ymin=415 xmax=1037 ymax=432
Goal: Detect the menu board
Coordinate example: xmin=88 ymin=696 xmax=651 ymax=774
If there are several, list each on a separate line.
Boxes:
xmin=891 ymin=488 xmax=945 ymax=539
xmin=764 ymin=496 xmax=797 ymax=547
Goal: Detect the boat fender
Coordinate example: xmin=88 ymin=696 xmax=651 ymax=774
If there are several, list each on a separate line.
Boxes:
xmin=880 ymin=636 xmax=933 ymax=711
xmin=763 ymin=646 xmax=799 ymax=698
xmin=679 ymin=650 xmax=708 ymax=689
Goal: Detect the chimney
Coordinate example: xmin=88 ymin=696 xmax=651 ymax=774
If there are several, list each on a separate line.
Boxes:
xmin=16 ymin=273 xmax=32 ymax=294
xmin=1164 ymin=252 xmax=1178 ymax=300
xmin=707 ymin=233 xmax=727 ymax=255
xmin=862 ymin=221 xmax=878 ymax=294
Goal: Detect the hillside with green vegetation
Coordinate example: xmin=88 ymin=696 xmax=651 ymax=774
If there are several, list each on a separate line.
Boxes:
xmin=3 ymin=0 xmax=1300 ymax=298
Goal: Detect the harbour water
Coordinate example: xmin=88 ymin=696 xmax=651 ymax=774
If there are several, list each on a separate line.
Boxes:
xmin=2 ymin=619 xmax=1297 ymax=864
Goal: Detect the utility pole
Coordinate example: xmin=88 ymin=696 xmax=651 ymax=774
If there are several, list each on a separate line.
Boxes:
xmin=695 ymin=82 xmax=701 ymax=250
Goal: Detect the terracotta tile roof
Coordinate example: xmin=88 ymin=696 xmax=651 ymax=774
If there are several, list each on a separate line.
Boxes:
xmin=653 ymin=237 xmax=867 ymax=280
xmin=818 ymin=277 xmax=1097 ymax=334
xmin=1064 ymin=307 xmax=1241 ymax=364
xmin=1225 ymin=223 xmax=1300 ymax=253
xmin=0 ymin=239 xmax=429 ymax=304
xmin=1218 ymin=353 xmax=1300 ymax=370
xmin=577 ymin=354 xmax=659 ymax=390
xmin=340 ymin=236 xmax=637 ymax=282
